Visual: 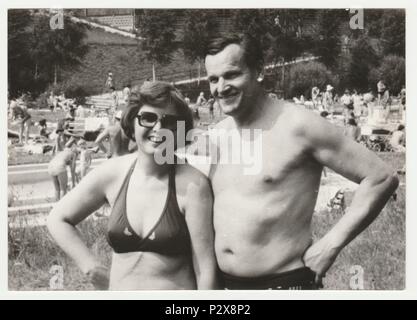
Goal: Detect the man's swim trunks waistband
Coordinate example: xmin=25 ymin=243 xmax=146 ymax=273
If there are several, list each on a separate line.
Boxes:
xmin=222 ymin=267 xmax=318 ymax=290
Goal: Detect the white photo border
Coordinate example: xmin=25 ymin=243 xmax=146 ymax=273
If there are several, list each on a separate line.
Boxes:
xmin=1 ymin=0 xmax=415 ymax=300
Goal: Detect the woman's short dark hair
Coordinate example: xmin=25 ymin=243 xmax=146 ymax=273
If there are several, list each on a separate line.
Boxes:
xmin=205 ymin=33 xmax=264 ymax=72
xmin=120 ymin=81 xmax=194 ymax=146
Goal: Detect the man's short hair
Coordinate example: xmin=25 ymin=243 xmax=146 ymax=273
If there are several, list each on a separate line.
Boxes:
xmin=205 ymin=33 xmax=264 ymax=72
xmin=120 ymin=81 xmax=194 ymax=145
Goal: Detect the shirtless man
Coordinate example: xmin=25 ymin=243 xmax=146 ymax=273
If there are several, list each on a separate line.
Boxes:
xmin=202 ymin=34 xmax=398 ymax=289
xmin=94 ymin=110 xmax=133 ymax=158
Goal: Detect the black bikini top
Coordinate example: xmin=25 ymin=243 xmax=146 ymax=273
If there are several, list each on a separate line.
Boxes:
xmin=106 ymin=160 xmax=191 ymax=255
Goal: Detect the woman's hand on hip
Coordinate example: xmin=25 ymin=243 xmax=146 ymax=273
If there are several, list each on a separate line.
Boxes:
xmin=86 ymin=265 xmax=110 ymax=290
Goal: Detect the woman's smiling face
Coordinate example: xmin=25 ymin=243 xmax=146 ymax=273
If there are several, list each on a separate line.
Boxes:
xmin=134 ymin=103 xmax=180 ymax=156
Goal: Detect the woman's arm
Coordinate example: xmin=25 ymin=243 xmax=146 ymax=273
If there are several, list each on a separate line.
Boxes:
xmin=181 ymin=168 xmax=220 ymax=289
xmin=94 ymin=128 xmax=110 ymax=154
xmin=47 ymin=162 xmax=113 ymax=289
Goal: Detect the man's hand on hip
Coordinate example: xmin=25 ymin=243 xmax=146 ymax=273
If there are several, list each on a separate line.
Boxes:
xmin=302 ymin=238 xmax=341 ymax=288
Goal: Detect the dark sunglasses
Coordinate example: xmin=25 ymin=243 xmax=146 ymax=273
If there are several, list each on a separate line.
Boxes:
xmin=136 ymin=111 xmax=181 ymax=130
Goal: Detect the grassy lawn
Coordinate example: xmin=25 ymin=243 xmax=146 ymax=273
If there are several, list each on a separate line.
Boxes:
xmin=8 ymin=216 xmax=111 ymax=291
xmin=8 ymin=109 xmax=65 ymax=166
xmin=314 ymin=184 xmax=405 ymax=290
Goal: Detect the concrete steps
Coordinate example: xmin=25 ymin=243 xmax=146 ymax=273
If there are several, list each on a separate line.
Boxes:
xmin=11 ymin=196 xmax=56 ymax=207
xmin=8 ymin=202 xmax=54 ymax=217
xmin=85 ymin=92 xmax=124 ymax=110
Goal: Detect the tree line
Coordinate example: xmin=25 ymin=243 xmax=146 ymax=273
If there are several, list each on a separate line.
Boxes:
xmin=135 ymin=9 xmax=405 ymax=96
xmin=8 ymin=9 xmax=405 ymax=100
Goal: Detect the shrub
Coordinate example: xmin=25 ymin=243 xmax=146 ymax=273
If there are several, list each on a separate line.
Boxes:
xmin=288 ymin=61 xmax=338 ymax=98
xmin=64 ymin=85 xmax=90 ymax=105
xmin=368 ymin=55 xmax=405 ymax=95
xmin=47 ymin=82 xmax=96 ymax=105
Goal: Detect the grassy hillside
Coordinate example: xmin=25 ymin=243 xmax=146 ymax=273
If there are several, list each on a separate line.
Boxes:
xmin=60 ymin=26 xmax=207 ymax=99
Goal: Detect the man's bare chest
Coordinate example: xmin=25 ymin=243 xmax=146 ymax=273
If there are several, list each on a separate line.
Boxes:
xmin=211 ymin=133 xmax=308 ymax=193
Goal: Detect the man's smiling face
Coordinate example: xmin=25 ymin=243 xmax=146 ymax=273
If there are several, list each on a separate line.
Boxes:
xmin=205 ymin=44 xmax=260 ymax=118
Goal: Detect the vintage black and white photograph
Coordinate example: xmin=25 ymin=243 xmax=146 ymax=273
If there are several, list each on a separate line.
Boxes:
xmin=7 ymin=7 xmax=406 ymax=291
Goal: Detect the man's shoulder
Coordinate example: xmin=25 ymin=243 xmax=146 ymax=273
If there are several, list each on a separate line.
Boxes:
xmin=277 ymin=102 xmax=331 ymax=138
xmin=279 ymin=102 xmax=317 ymax=125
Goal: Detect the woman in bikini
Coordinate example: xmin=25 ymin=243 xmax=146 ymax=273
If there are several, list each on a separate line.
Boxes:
xmin=48 ymin=144 xmax=79 ymax=201
xmin=47 ymin=81 xmax=219 ymax=290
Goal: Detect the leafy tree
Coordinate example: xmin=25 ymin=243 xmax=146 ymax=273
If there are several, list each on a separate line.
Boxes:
xmin=364 ymin=9 xmax=384 ymax=38
xmin=31 ymin=13 xmax=88 ymax=86
xmin=379 ymin=10 xmax=405 ymax=57
xmin=8 ymin=10 xmax=35 ymax=96
xmin=369 ymin=55 xmax=405 ymax=95
xmin=266 ymin=9 xmax=313 ymax=96
xmin=232 ymin=9 xmax=272 ymax=51
xmin=181 ymin=10 xmax=216 ymax=83
xmin=8 ymin=9 xmax=88 ymax=96
xmin=135 ymin=10 xmax=177 ymax=81
xmin=364 ymin=9 xmax=405 ymax=57
xmin=311 ymin=9 xmax=345 ymax=69
xmin=346 ymin=36 xmax=379 ymax=92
